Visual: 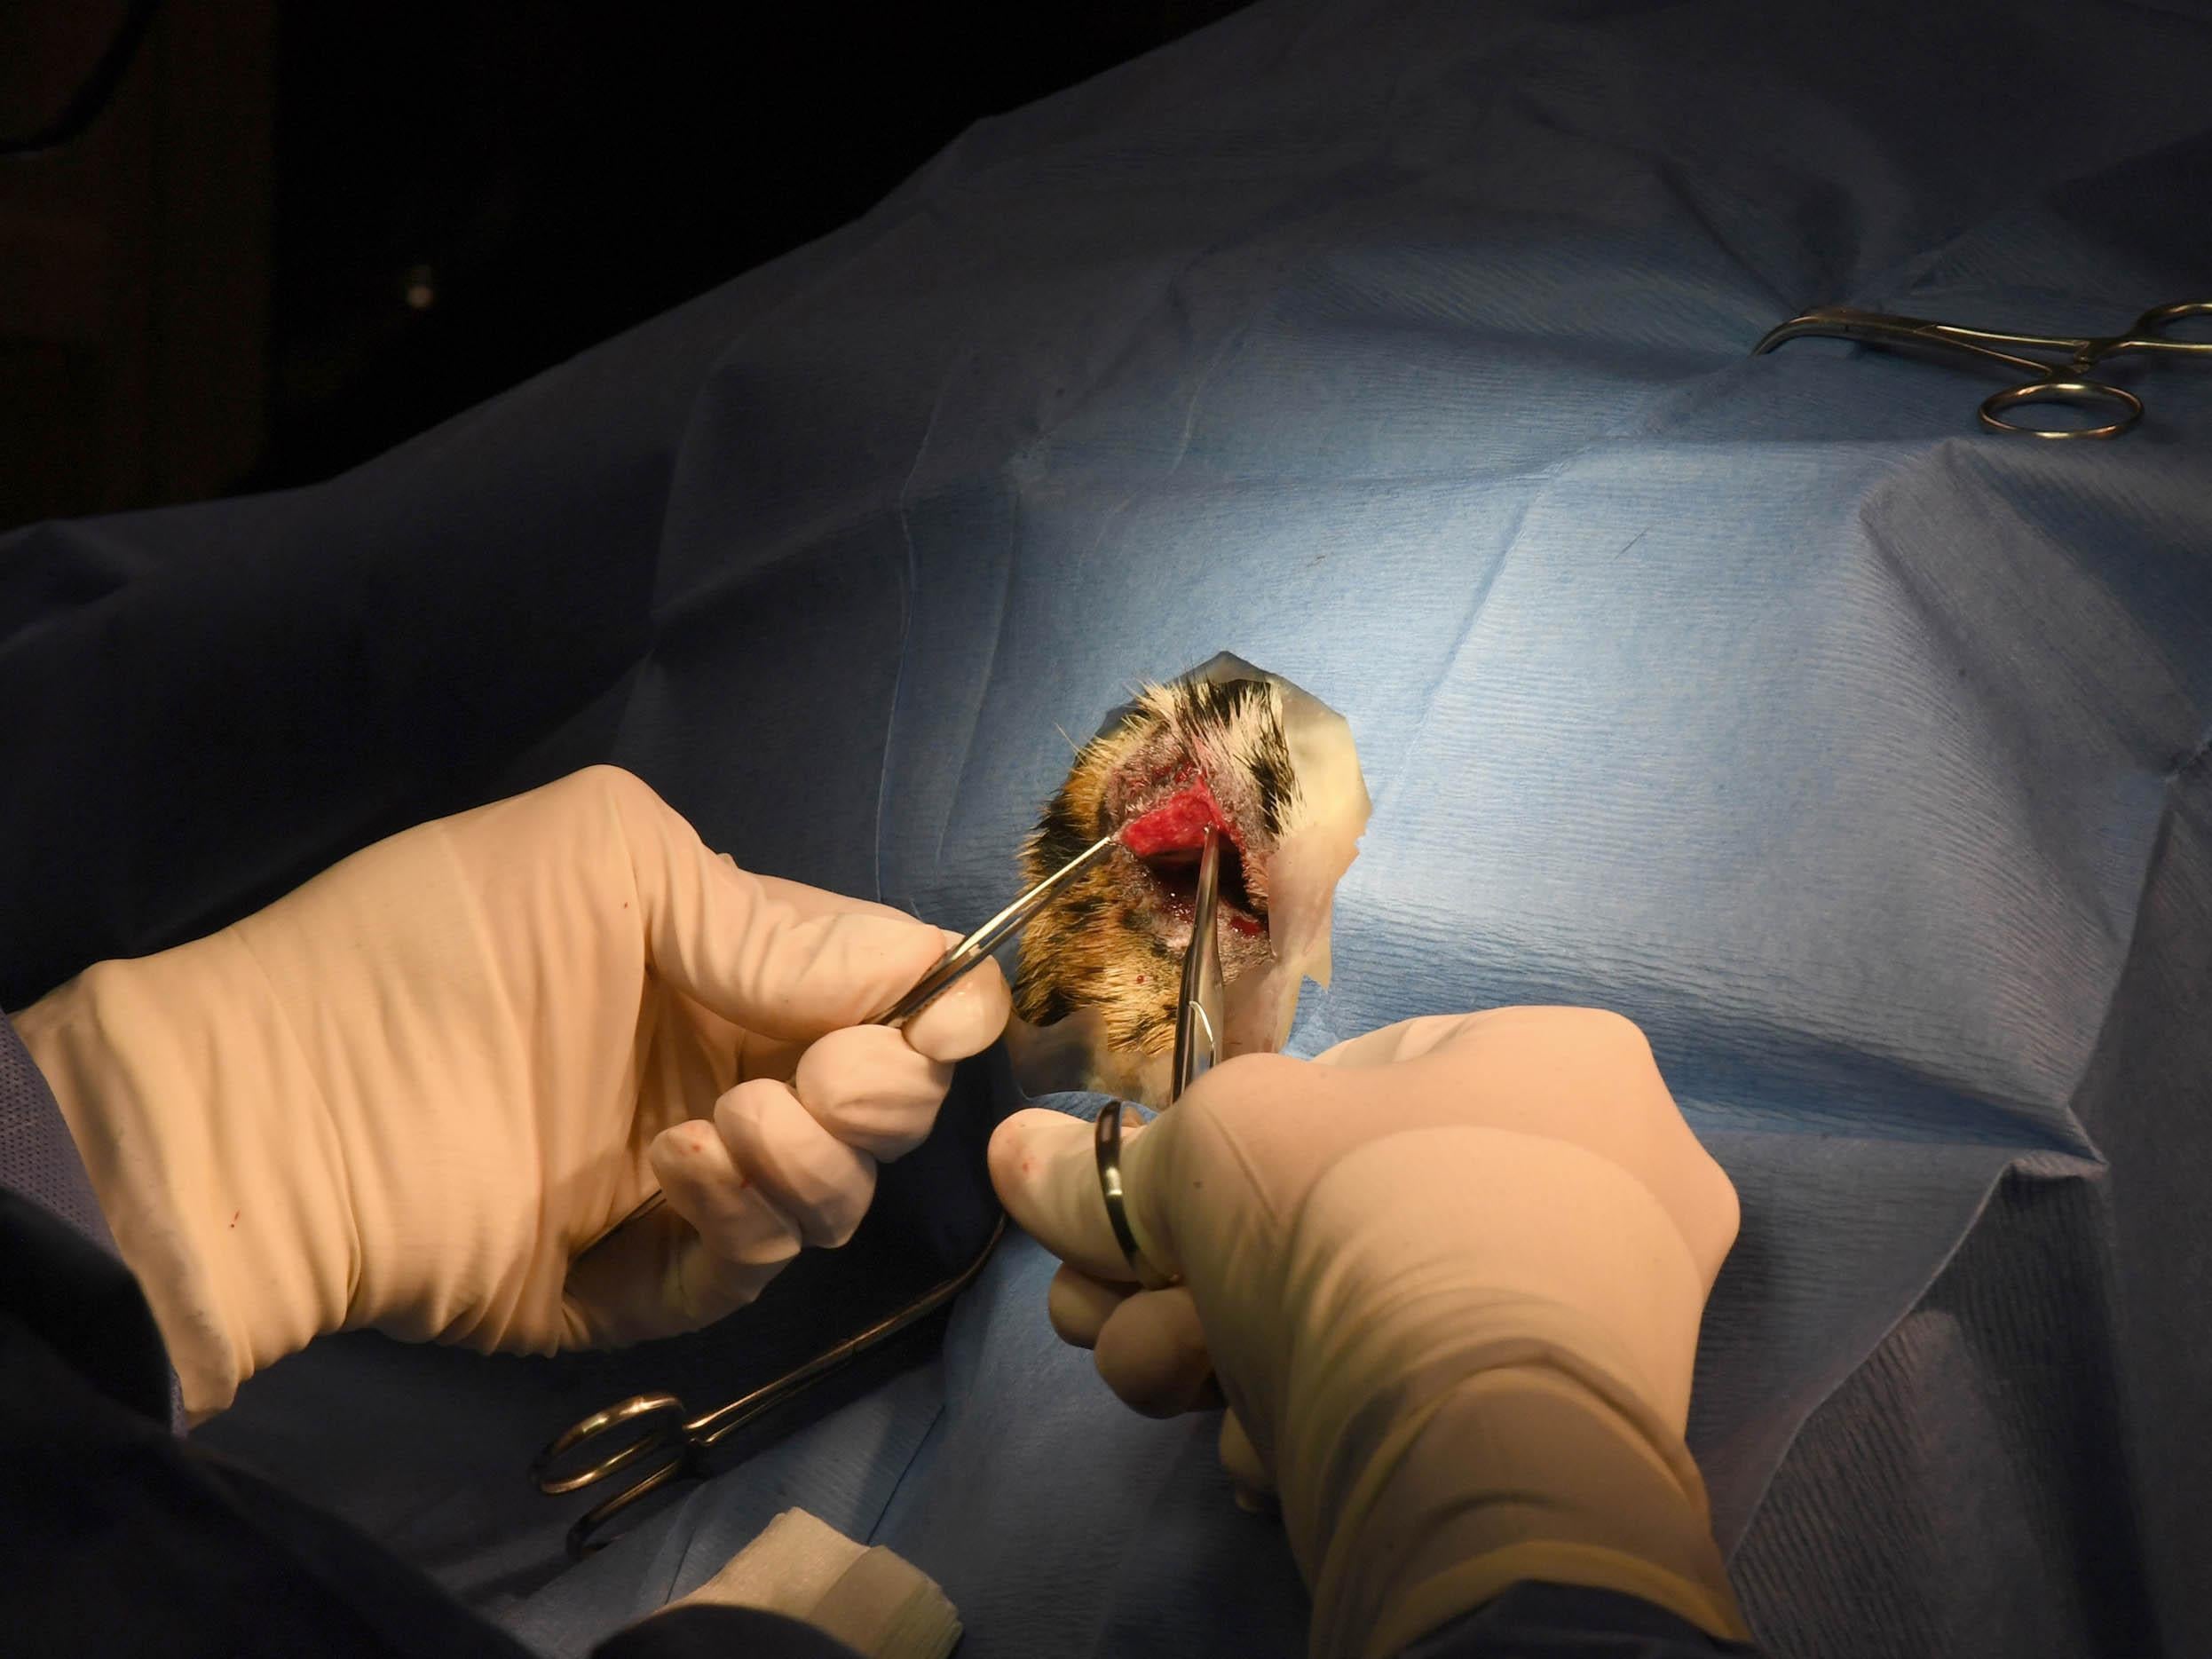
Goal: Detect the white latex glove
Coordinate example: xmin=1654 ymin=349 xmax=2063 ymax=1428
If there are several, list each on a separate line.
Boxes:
xmin=988 ymin=1007 xmax=1751 ymax=1659
xmin=15 ymin=765 xmax=1008 ymax=1423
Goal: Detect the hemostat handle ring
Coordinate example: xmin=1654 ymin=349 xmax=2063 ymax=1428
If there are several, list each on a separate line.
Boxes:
xmin=1978 ymin=378 xmax=2140 ymax=439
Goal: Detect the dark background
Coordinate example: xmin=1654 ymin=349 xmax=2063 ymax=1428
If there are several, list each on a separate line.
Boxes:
xmin=0 ymin=1 xmax=1251 ymax=536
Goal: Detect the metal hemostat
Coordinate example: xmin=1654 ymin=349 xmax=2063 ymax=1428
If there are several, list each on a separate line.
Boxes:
xmin=1752 ymin=298 xmax=2212 ymax=438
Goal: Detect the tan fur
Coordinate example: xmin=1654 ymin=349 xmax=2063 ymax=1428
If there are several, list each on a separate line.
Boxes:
xmin=1014 ymin=678 xmax=1297 ymax=1059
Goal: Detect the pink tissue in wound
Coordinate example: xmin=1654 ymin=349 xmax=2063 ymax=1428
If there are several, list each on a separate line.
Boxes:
xmin=1120 ymin=777 xmax=1236 ymax=859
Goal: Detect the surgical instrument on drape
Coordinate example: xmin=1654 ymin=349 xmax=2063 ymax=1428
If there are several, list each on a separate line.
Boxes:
xmin=1751 ymin=299 xmax=2212 ymax=438
xmin=535 ymin=1214 xmax=1006 ymax=1558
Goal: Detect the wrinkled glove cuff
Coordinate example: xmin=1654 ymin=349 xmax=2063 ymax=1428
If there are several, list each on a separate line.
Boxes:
xmin=14 ymin=937 xmax=353 ymax=1421
xmin=1318 ymin=1362 xmax=1751 ymax=1659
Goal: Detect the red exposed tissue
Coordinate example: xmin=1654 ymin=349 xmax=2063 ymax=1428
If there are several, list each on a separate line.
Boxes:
xmin=1121 ymin=777 xmax=1237 ymax=859
xmin=1120 ymin=775 xmax=1262 ymax=936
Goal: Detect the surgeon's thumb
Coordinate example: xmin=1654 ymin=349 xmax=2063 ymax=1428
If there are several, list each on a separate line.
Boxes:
xmin=607 ymin=770 xmax=951 ymax=1043
xmin=989 ymin=1107 xmax=1176 ymax=1286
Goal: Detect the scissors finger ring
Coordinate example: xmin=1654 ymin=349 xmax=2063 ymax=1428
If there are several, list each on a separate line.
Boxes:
xmin=1094 ymin=1099 xmax=1179 ymax=1291
xmin=1087 ymin=825 xmax=1221 ymax=1292
xmin=533 ymin=1392 xmax=689 ymax=1496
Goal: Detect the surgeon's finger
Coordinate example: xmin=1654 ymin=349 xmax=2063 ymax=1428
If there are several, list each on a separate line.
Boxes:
xmin=794 ymin=1023 xmax=953 ymax=1161
xmin=746 ymin=868 xmax=919 ymax=928
xmin=987 ymin=1107 xmax=1172 ymax=1285
xmin=897 ymin=943 xmax=1012 ymax=1065
xmin=665 ymin=1235 xmax=793 ymax=1331
xmin=733 ymin=1029 xmax=809 ymax=1086
xmin=738 ymin=868 xmax=1011 ymax=1063
xmin=644 ymin=1117 xmax=807 ymax=1322
xmin=1093 ymin=1285 xmax=1214 ymax=1418
xmin=647 ymin=1117 xmax=806 ymax=1267
xmin=747 ymin=897 xmax=1008 ymax=1063
xmin=715 ymin=1078 xmax=879 ymax=1248
xmin=563 ymin=1210 xmax=792 ymax=1347
xmin=742 ymin=881 xmax=1012 ymax=1058
xmin=1046 ymin=1261 xmax=1131 ymax=1348
xmin=603 ymin=770 xmax=952 ymax=1043
xmin=1220 ymin=1410 xmax=1277 ymax=1512
xmin=1310 ymin=1010 xmax=1490 ymax=1069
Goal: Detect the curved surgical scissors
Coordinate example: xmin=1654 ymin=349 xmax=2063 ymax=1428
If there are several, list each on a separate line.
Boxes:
xmin=1751 ymin=299 xmax=2212 ymax=438
xmin=1094 ymin=822 xmax=1223 ymax=1287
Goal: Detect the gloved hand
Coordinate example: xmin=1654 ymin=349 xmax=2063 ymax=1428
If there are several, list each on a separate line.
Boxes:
xmin=988 ymin=1007 xmax=1751 ymax=1659
xmin=15 ymin=765 xmax=1008 ymax=1422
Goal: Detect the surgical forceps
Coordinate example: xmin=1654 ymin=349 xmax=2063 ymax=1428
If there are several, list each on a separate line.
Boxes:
xmin=539 ymin=832 xmax=1115 ymax=1556
xmin=1094 ymin=823 xmax=1224 ymax=1286
xmin=1751 ymin=298 xmax=2212 ymax=438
